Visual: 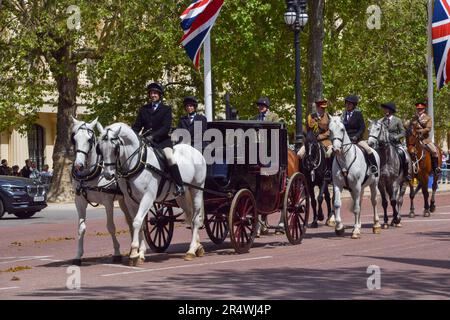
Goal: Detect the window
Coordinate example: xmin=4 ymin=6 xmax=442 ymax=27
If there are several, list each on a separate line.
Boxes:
xmin=28 ymin=124 xmax=45 ymax=171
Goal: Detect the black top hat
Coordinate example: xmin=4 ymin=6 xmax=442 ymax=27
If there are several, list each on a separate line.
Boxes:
xmin=146 ymin=82 xmax=164 ymax=95
xmin=345 ymin=95 xmax=359 ymax=105
xmin=256 ymin=97 xmax=270 ymax=108
xmin=183 ymin=96 xmax=198 ymax=107
xmin=381 ymin=102 xmax=397 ymax=113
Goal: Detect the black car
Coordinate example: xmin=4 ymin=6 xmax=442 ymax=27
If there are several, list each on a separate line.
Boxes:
xmin=0 ymin=176 xmax=47 ymax=219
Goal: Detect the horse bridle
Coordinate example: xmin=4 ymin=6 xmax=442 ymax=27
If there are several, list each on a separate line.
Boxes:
xmin=100 ymin=129 xmax=124 ymax=169
xmin=306 ymin=140 xmax=322 ymax=170
xmin=72 ymin=124 xmax=96 ymax=157
xmin=368 ymin=122 xmax=388 ymax=148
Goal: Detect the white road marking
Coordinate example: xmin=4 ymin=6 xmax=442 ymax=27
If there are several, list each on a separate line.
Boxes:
xmin=101 ymin=264 xmax=145 ymax=270
xmin=403 ymin=218 xmax=450 ymax=223
xmin=101 ymin=255 xmax=273 ymax=277
xmin=39 ymin=259 xmax=62 ymax=262
xmin=0 ymin=256 xmax=52 ymax=265
xmin=0 ymin=287 xmax=20 ymax=291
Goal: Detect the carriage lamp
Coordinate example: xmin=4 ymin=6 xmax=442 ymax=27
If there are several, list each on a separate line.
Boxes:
xmin=284 ymin=0 xmax=308 ymax=150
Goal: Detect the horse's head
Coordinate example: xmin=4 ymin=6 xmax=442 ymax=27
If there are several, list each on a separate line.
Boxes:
xmin=98 ymin=125 xmax=123 ymax=180
xmin=71 ymin=117 xmax=99 ymax=171
xmin=303 ymin=130 xmax=320 ymax=171
xmin=329 ymin=116 xmax=346 ymax=155
xmin=368 ymin=120 xmax=389 ymax=149
xmin=404 ymin=121 xmax=418 ymax=154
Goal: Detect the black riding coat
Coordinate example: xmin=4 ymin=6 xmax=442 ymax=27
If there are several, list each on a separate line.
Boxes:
xmin=132 ymin=102 xmax=173 ymax=149
xmin=177 ymin=113 xmax=207 ymax=147
xmin=342 ymin=109 xmax=365 ymax=142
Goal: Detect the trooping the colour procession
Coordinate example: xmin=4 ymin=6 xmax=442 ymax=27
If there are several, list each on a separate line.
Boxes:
xmin=1 ymin=0 xmax=450 ymax=303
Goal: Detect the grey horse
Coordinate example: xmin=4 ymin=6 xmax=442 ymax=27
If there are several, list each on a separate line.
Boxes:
xmin=368 ymin=120 xmax=409 ymax=228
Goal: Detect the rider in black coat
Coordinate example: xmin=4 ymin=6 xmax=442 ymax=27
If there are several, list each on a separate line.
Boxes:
xmin=132 ymin=83 xmax=184 ymax=197
xmin=342 ymin=95 xmax=378 ymax=175
xmin=177 ymin=96 xmax=207 ymax=151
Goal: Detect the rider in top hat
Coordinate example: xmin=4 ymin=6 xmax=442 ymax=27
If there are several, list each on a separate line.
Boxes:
xmin=342 ymin=95 xmax=378 ymax=175
xmin=132 ymin=82 xmax=185 ymax=197
xmin=379 ymin=102 xmax=412 ymax=180
xmin=411 ymin=102 xmax=441 ymax=174
xmin=298 ymin=99 xmax=333 ymax=179
xmin=177 ymin=96 xmax=207 ymax=150
xmin=252 ymin=97 xmax=280 ymax=122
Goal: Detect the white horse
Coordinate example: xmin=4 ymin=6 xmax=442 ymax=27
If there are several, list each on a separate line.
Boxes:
xmin=328 ymin=116 xmax=382 ymax=239
xmin=71 ymin=118 xmax=143 ymax=265
xmin=98 ymin=122 xmax=207 ymax=264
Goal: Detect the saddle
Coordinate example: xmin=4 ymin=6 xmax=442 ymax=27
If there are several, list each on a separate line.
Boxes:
xmin=356 ymin=145 xmax=377 ymax=183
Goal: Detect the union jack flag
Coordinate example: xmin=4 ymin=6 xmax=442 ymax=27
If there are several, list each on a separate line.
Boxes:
xmin=180 ymin=0 xmax=224 ymax=69
xmin=432 ymin=0 xmax=450 ymax=89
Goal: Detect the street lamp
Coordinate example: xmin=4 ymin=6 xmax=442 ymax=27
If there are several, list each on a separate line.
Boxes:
xmin=284 ymin=0 xmax=308 ymax=151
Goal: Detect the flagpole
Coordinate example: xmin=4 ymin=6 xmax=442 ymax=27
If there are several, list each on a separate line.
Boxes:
xmin=427 ymin=0 xmax=434 ymax=142
xmin=204 ymin=33 xmax=213 ymax=122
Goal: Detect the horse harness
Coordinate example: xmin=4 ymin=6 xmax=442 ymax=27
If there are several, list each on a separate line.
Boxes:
xmin=102 ymin=129 xmax=233 ymax=204
xmin=71 ymin=126 xmax=122 ymax=207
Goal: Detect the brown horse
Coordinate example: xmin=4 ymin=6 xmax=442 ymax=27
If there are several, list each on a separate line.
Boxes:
xmin=406 ymin=126 xmax=442 ymax=217
xmin=287 ymin=148 xmax=300 ymax=178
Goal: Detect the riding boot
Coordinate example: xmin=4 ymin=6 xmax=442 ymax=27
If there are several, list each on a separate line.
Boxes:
xmin=400 ymin=150 xmax=412 ymax=180
xmin=431 ymin=157 xmax=441 ymax=175
xmin=169 ymin=164 xmax=185 ymax=197
xmin=368 ymin=153 xmax=378 ymax=177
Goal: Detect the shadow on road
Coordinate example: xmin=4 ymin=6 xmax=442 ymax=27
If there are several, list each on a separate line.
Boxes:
xmin=16 ymin=265 xmax=450 ymax=299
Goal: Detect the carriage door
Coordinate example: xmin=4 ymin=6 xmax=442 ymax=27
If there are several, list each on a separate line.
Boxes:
xmin=28 ymin=124 xmax=45 ymax=171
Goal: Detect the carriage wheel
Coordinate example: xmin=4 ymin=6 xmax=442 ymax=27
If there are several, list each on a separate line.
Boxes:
xmin=228 ymin=189 xmax=257 ymax=254
xmin=143 ymin=204 xmax=174 ymax=253
xmin=205 ymin=211 xmax=229 ymax=244
xmin=282 ymin=172 xmax=310 ymax=245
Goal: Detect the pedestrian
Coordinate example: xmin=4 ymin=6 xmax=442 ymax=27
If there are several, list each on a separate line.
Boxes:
xmin=29 ymin=162 xmax=40 ymax=180
xmin=20 ymin=159 xmax=32 ymax=178
xmin=11 ymin=165 xmax=20 ymax=176
xmin=0 ymin=159 xmax=11 ymax=175
xmin=442 ymin=151 xmax=449 ymax=184
xmin=40 ymin=164 xmax=53 ymax=184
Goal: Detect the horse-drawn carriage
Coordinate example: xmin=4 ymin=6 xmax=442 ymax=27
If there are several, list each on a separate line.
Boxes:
xmin=143 ymin=120 xmax=310 ymax=254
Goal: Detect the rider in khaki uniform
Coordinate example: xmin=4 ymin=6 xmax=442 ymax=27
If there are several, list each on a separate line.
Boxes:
xmin=342 ymin=95 xmax=378 ymax=176
xmin=411 ymin=102 xmax=441 ymax=174
xmin=298 ymin=99 xmax=333 ymax=179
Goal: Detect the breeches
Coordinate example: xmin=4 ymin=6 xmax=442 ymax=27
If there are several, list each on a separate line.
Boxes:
xmin=357 ymin=141 xmax=373 ymax=154
xmin=423 ymin=143 xmax=438 ymax=157
xmin=163 ymin=147 xmax=176 ymax=166
xmin=297 ymin=144 xmax=333 ymax=159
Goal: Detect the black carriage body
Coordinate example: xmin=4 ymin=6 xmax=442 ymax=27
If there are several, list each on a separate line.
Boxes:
xmin=204 ymin=120 xmax=288 ymax=215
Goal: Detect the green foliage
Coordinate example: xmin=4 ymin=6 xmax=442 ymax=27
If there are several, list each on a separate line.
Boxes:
xmin=1 ymin=0 xmax=449 ymax=138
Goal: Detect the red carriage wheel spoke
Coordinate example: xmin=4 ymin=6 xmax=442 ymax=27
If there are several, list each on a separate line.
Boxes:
xmin=228 ymin=189 xmax=257 ymax=254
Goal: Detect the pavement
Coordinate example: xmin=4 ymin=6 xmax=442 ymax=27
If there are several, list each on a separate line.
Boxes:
xmin=0 ymin=185 xmax=450 ymax=300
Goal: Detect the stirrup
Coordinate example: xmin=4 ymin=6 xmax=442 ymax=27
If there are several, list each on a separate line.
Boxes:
xmin=324 ymin=170 xmax=332 ymax=181
xmin=369 ymin=165 xmax=378 ymax=175
xmin=173 ymin=185 xmax=185 ymax=197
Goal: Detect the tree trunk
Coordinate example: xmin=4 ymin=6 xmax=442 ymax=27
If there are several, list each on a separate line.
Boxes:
xmin=47 ymin=48 xmax=78 ymax=202
xmin=306 ymin=0 xmax=325 ymax=114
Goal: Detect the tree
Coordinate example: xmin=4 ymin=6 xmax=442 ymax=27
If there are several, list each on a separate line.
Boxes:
xmin=0 ymin=1 xmax=124 ymax=201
